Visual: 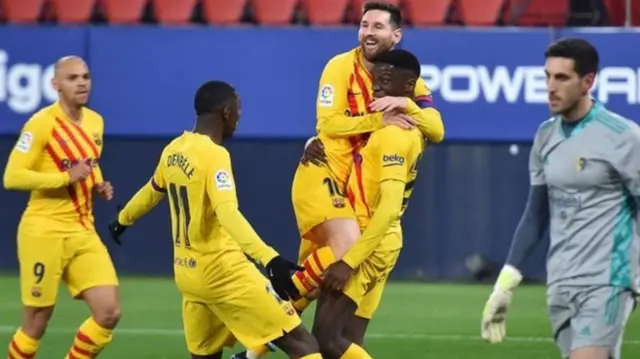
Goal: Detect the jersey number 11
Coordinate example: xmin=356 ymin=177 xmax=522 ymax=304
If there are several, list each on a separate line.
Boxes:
xmin=168 ymin=183 xmax=192 ymax=249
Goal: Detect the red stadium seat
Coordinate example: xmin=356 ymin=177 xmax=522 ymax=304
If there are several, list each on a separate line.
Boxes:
xmin=51 ymin=0 xmax=95 ymax=24
xmin=201 ymin=0 xmax=246 ymax=24
xmin=152 ymin=0 xmax=196 ymax=24
xmin=505 ymin=0 xmax=569 ymax=26
xmin=251 ymin=0 xmax=297 ymax=25
xmin=1 ymin=0 xmax=44 ymax=23
xmin=348 ymin=0 xmax=401 ymax=23
xmin=404 ymin=0 xmax=451 ymax=26
xmin=604 ymin=0 xmax=640 ymax=25
xmin=458 ymin=0 xmax=504 ymax=25
xmin=302 ymin=0 xmax=349 ymax=25
xmin=100 ymin=0 xmax=146 ymax=24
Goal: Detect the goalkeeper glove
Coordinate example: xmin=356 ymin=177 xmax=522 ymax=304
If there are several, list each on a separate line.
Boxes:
xmin=108 ymin=205 xmax=129 ymax=245
xmin=265 ymin=256 xmax=304 ymax=300
xmin=481 ymin=264 xmax=523 ymax=344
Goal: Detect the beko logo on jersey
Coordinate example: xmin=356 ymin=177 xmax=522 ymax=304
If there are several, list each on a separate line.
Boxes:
xmin=0 ymin=50 xmax=58 ymax=114
xmin=421 ymin=65 xmax=640 ymax=105
xmin=383 ymin=154 xmax=405 ymax=165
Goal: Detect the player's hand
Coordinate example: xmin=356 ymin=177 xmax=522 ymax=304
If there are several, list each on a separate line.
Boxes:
xmin=370 ymin=96 xmax=409 ymax=112
xmin=382 ymin=111 xmax=416 ymax=130
xmin=108 ymin=205 xmax=129 ymax=245
xmin=68 ymin=159 xmax=92 ymax=183
xmin=323 ymin=260 xmax=353 ymax=292
xmin=481 ymin=289 xmax=512 ymax=343
xmin=265 ymin=256 xmax=304 ymax=300
xmin=300 ymin=138 xmax=327 ymax=166
xmin=95 ymin=181 xmax=114 ymax=201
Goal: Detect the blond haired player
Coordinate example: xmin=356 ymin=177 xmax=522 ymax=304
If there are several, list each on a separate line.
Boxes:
xmin=237 ymin=2 xmax=444 ymax=359
xmin=3 ymin=56 xmax=121 ymax=359
xmin=109 ymin=81 xmax=322 ymax=359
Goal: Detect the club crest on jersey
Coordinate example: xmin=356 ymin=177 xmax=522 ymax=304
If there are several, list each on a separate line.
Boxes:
xmin=332 ymin=197 xmax=346 ymax=208
xmin=92 ymin=132 xmax=102 ymax=146
xmin=576 ymin=157 xmax=586 ymax=171
xmin=318 ymin=84 xmax=335 ymax=107
xmin=215 ymin=170 xmax=233 ymax=191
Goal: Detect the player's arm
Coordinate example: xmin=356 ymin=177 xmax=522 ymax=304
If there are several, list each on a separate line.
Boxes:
xmin=316 ymin=57 xmax=384 ymax=137
xmin=405 ymin=78 xmax=445 ymax=143
xmin=117 ymin=161 xmax=166 ymax=226
xmin=342 ymin=129 xmax=410 ymax=269
xmin=205 ymin=151 xmax=278 ymax=266
xmin=496 ymin=132 xmax=550 ymax=290
xmin=612 ymin=126 xmax=640 ymax=205
xmin=3 ymin=116 xmax=71 ymax=190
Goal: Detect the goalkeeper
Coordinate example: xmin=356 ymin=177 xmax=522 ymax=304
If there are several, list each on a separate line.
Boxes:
xmin=481 ymin=38 xmax=639 ymax=359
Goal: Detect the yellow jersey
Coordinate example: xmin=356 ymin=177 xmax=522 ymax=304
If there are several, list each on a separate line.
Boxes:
xmin=315 ymin=47 xmax=442 ymax=187
xmin=4 ymin=102 xmax=105 ymax=232
xmin=347 ymin=125 xmax=425 ymax=251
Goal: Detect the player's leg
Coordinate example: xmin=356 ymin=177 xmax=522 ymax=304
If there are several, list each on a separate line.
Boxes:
xmin=547 ymin=285 xmax=575 ymax=359
xmin=213 ymin=264 xmax=321 ymax=359
xmin=63 ymin=232 xmax=120 ymax=359
xmin=342 ymin=316 xmax=369 ymax=347
xmin=568 ymin=286 xmax=635 ymax=359
xmin=8 ymin=224 xmax=65 ymax=359
xmin=183 ymin=297 xmax=234 ymax=359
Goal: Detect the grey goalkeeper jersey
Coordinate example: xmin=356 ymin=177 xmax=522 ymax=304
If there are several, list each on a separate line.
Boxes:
xmin=530 ymin=102 xmax=640 ymax=291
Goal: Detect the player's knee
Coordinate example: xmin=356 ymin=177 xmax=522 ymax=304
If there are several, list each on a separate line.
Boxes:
xmin=93 ymin=303 xmax=121 ymax=329
xmin=276 ymin=325 xmax=320 ymax=357
xmin=21 ymin=306 xmax=54 ymax=339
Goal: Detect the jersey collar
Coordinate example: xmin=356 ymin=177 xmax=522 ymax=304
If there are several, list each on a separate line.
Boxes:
xmin=558 ymin=100 xmax=604 ymax=138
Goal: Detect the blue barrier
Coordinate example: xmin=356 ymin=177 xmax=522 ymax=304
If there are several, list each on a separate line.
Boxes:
xmin=0 ymin=27 xmax=638 ymax=140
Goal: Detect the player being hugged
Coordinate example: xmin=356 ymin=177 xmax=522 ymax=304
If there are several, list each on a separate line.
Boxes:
xmin=3 ymin=56 xmax=120 ymax=359
xmin=481 ymin=38 xmax=640 ymax=359
xmin=108 ymin=81 xmax=323 ymax=359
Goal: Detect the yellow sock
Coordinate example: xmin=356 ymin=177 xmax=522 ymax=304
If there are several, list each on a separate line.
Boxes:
xmin=300 ymin=354 xmax=322 ymax=359
xmin=246 ymin=345 xmax=269 ymax=358
xmin=8 ymin=328 xmax=39 ymax=359
xmin=340 ymin=343 xmax=372 ymax=359
xmin=65 ymin=317 xmax=113 ymax=359
xmin=291 ymin=246 xmax=336 ymax=296
xmin=292 ymin=296 xmax=312 ymax=313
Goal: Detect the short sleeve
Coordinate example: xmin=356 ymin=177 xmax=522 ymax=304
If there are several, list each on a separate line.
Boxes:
xmin=205 ymin=149 xmax=238 ymax=209
xmin=529 ymin=132 xmax=546 ymax=186
xmin=413 ymin=77 xmax=435 ymax=109
xmin=378 ymin=128 xmax=411 ymax=183
xmin=612 ymin=128 xmax=640 ymax=196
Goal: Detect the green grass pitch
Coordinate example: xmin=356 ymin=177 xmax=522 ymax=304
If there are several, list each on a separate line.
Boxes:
xmin=0 ymin=276 xmax=638 ymax=358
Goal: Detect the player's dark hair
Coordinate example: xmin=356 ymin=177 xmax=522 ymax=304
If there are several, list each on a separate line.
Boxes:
xmin=194 ymin=81 xmax=236 ymax=116
xmin=362 ymin=1 xmax=402 ymax=28
xmin=544 ymin=38 xmax=599 ymax=77
xmin=372 ymin=49 xmax=421 ymax=78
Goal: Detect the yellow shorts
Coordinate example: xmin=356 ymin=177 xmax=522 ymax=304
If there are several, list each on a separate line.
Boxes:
xmin=343 ymin=234 xmax=401 ymax=320
xmin=17 ymin=220 xmax=118 ymax=307
xmin=177 ymin=252 xmax=301 ymax=355
xmin=291 ymin=163 xmax=355 ymax=237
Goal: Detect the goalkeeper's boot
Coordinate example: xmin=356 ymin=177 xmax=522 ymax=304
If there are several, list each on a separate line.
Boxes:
xmin=229 ymin=343 xmax=277 ymax=359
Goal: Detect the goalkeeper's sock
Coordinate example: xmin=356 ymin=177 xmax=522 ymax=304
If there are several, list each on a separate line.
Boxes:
xmin=292 ymin=296 xmax=312 ymax=313
xmin=291 ymin=246 xmax=336 ymax=297
xmin=340 ymin=343 xmax=372 ymax=359
xmin=65 ymin=317 xmax=113 ymax=359
xmin=246 ymin=346 xmax=269 ymax=359
xmin=8 ymin=328 xmax=40 ymax=359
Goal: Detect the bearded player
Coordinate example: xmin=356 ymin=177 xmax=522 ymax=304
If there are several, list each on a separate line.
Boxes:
xmin=235 ymin=2 xmax=444 ymax=359
xmin=3 ymin=56 xmax=120 ymax=359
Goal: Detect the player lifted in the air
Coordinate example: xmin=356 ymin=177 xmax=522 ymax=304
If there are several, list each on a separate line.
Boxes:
xmin=236 ymin=4 xmax=443 ymax=359
xmin=481 ymin=38 xmax=640 ymax=359
xmin=304 ymin=49 xmax=427 ymax=359
xmin=3 ymin=56 xmax=120 ymax=359
xmin=108 ymin=81 xmax=322 ymax=359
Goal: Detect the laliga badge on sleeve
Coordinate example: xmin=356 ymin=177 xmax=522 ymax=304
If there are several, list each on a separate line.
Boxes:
xmin=16 ymin=131 xmax=34 ymax=153
xmin=215 ymin=169 xmax=233 ymax=191
xmin=318 ymin=84 xmax=335 ymax=107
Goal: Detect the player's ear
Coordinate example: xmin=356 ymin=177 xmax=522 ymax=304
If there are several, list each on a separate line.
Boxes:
xmin=582 ymin=72 xmax=596 ymax=94
xmin=51 ymin=77 xmax=60 ymax=92
xmin=222 ymin=105 xmax=231 ymax=122
xmin=392 ymin=28 xmax=402 ymax=46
